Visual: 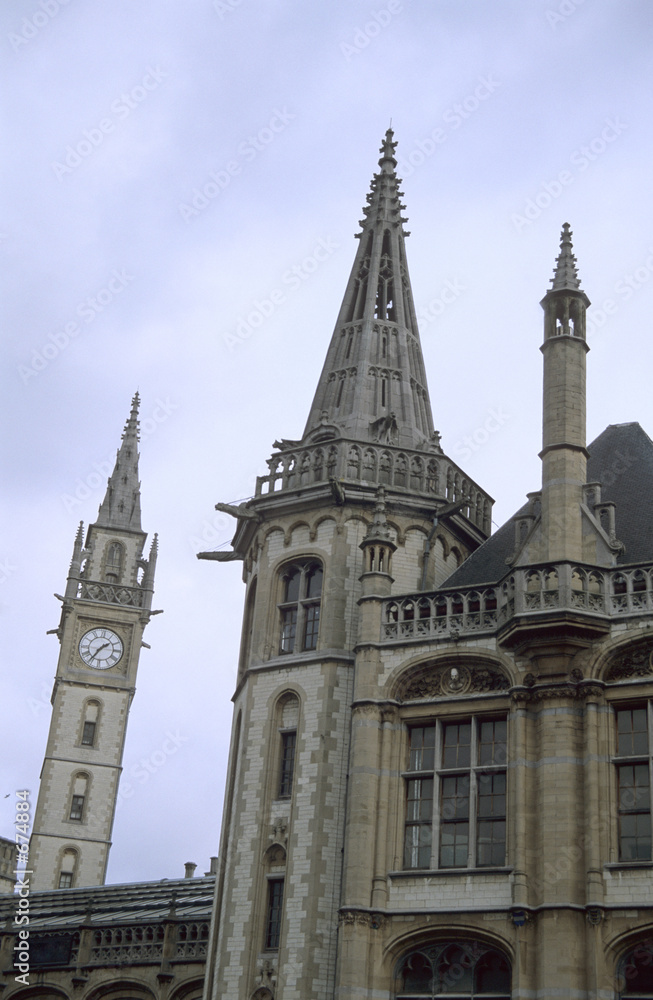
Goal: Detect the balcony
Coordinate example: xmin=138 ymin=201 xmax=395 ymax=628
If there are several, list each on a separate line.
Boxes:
xmin=381 ymin=563 xmax=653 ymax=644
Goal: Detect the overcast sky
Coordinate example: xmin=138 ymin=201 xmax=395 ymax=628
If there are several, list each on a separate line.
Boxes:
xmin=2 ymin=0 xmax=653 ymax=885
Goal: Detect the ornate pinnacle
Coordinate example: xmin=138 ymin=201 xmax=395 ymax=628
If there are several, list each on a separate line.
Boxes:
xmin=550 ymin=223 xmax=583 ymax=292
xmin=364 ymin=487 xmax=393 ymax=542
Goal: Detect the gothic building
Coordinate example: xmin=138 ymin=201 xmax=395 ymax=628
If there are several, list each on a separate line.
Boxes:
xmin=201 ymin=132 xmax=653 ymax=998
xmin=2 ymin=130 xmax=653 ymax=1000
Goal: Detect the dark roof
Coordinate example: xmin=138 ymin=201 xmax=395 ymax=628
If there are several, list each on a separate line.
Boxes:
xmin=0 ymin=875 xmax=215 ymax=930
xmin=444 ymin=422 xmax=653 ymax=588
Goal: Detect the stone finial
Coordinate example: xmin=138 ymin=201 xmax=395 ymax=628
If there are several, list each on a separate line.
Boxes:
xmin=364 ymin=487 xmax=393 ymax=543
xmin=550 ymin=223 xmax=583 ymax=292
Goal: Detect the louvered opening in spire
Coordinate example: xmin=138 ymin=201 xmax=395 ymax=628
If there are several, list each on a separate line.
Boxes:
xmin=302 ymin=129 xmax=435 ymax=450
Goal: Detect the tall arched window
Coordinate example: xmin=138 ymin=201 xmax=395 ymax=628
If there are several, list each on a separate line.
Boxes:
xmin=104 ymin=542 xmax=123 ymax=583
xmin=396 ymin=942 xmax=510 ymax=998
xmin=279 ymin=561 xmax=323 ymax=654
xmin=68 ymin=773 xmax=89 ymax=822
xmin=80 ymin=700 xmax=100 ymax=747
xmin=58 ymin=848 xmax=78 ymax=889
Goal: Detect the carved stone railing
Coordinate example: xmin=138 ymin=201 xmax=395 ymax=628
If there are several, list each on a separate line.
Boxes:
xmin=381 ymin=562 xmax=653 ymax=643
xmin=76 ymin=581 xmax=144 ymax=608
xmin=175 ymin=920 xmax=210 ymax=959
xmin=255 ymin=438 xmax=492 ymax=534
xmin=89 ymin=923 xmax=164 ymax=964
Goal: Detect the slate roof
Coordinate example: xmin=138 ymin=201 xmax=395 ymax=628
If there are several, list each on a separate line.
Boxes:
xmin=444 ymin=422 xmax=653 ymax=588
xmin=0 ymin=874 xmax=215 ymax=930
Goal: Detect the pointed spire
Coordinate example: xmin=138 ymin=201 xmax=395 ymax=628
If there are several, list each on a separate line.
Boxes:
xmin=549 ymin=223 xmax=583 ymax=292
xmin=302 ymin=129 xmax=434 ymax=450
xmin=96 ymin=393 xmax=143 ymax=532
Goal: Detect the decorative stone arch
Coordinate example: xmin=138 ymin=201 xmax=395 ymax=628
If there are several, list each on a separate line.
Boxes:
xmin=388 ymin=650 xmax=513 ymax=703
xmin=608 ymin=925 xmax=653 ymax=998
xmin=593 ymin=633 xmax=653 ymax=684
xmin=284 ymin=520 xmax=312 ymax=547
xmin=312 ymin=514 xmax=338 ymax=543
xmin=385 ymin=519 xmax=403 ymax=545
xmin=404 ymin=524 xmax=429 ymax=540
xmin=450 ymin=545 xmax=463 ymax=567
xmin=262 ymin=525 xmax=284 ymax=546
xmin=9 ymin=988 xmax=71 ymax=1000
xmin=434 ymin=533 xmax=450 ymax=560
xmin=84 ymin=980 xmax=157 ymax=1000
xmin=382 ymin=925 xmax=514 ymax=1000
xmin=168 ymin=979 xmax=205 ymax=1000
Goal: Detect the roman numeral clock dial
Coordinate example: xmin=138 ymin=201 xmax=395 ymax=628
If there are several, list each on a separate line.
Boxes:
xmin=79 ymin=628 xmax=124 ymax=669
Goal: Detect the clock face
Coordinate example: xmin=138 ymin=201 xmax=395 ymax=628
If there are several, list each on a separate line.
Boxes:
xmin=79 ymin=628 xmax=123 ymax=669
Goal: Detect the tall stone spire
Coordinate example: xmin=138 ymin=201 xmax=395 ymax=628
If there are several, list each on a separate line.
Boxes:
xmin=96 ymin=392 xmax=142 ymax=532
xmin=302 ymin=128 xmax=435 ymax=450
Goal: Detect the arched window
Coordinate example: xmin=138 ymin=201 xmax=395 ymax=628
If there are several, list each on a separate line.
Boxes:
xmin=68 ymin=773 xmax=89 ymax=822
xmin=104 ymin=541 xmax=124 ymax=583
xmin=396 ymin=942 xmax=510 ymax=998
xmin=58 ymin=848 xmax=78 ymax=889
xmin=279 ymin=561 xmax=323 ymax=654
xmin=80 ymin=700 xmax=100 ymax=747
xmin=617 ymin=941 xmax=653 ymax=997
xmin=276 ymin=693 xmax=299 ymax=799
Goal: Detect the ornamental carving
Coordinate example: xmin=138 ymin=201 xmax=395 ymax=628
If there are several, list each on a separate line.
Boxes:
xmin=605 ymin=643 xmax=653 ymax=683
xmin=338 ymin=908 xmax=386 ymax=930
xmin=398 ymin=663 xmax=509 ymax=702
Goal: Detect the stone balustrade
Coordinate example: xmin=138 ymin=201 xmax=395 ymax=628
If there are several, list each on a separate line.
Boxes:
xmin=255 ymin=438 xmax=492 ymax=533
xmin=76 ymin=580 xmax=144 ymax=607
xmin=381 ymin=561 xmax=653 ymax=642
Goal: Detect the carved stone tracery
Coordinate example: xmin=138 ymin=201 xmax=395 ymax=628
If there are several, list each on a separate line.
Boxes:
xmin=605 ymin=642 xmax=653 ymax=682
xmin=398 ymin=662 xmax=509 ymax=701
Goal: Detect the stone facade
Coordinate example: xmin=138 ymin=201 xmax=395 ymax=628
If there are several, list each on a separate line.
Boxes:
xmin=203 ymin=136 xmax=653 ymax=998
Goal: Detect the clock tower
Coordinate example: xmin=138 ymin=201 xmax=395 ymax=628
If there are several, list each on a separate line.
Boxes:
xmin=29 ymin=394 xmax=159 ymax=891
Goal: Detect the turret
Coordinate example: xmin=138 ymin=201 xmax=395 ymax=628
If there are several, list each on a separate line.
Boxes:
xmin=539 ymin=223 xmax=591 ymax=562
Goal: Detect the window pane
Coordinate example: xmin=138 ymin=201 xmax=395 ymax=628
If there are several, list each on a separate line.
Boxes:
xmin=442 ymin=723 xmax=471 ymax=768
xmin=401 ymin=951 xmax=433 ymax=993
xmin=477 ymin=772 xmax=506 ymax=817
xmin=69 ymin=795 xmax=84 ymax=821
xmin=303 ymin=604 xmax=320 ymax=650
xmin=81 ymin=721 xmax=96 ymax=746
xmin=306 ymin=565 xmax=323 ymax=599
xmin=441 ymin=775 xmax=469 ymax=820
xmin=409 ymin=726 xmax=435 ymax=771
xmin=475 ymin=951 xmax=511 ymax=992
xmin=265 ymin=879 xmax=284 ymax=949
xmin=436 ymin=945 xmax=473 ymax=992
xmin=284 ymin=570 xmax=301 ymax=604
xmin=477 ymin=820 xmax=506 ymax=866
xmin=279 ymin=731 xmax=296 ymax=798
xmin=479 ymin=719 xmax=507 ymax=765
xmin=280 ymin=608 xmax=297 ymax=653
xmin=617 ymin=707 xmax=649 ymax=756
xmin=405 ymin=778 xmax=433 ymax=869
xmin=58 ymin=872 xmax=73 ymax=889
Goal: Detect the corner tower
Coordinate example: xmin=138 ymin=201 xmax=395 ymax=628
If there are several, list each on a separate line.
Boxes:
xmin=202 ymin=133 xmax=493 ymax=1000
xmin=29 ymin=395 xmax=158 ymax=891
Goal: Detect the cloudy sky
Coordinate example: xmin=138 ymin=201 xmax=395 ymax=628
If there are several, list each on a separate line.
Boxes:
xmin=2 ymin=0 xmax=653 ymax=885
